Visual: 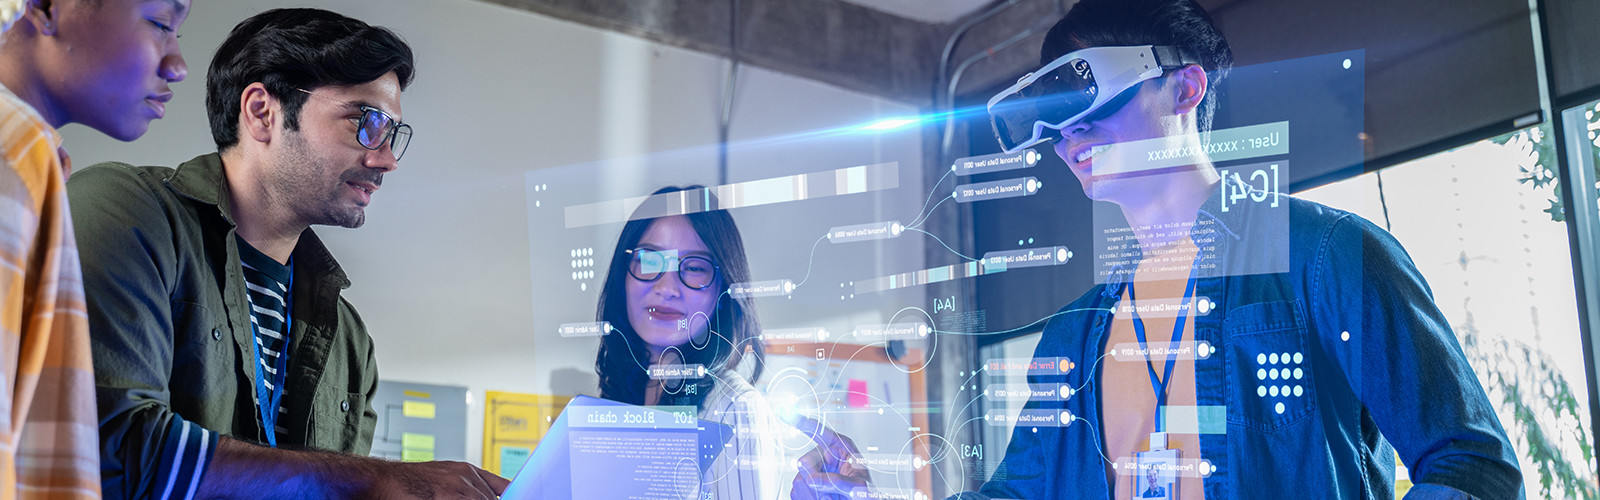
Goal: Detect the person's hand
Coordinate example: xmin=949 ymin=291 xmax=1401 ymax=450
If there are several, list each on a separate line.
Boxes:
xmin=372 ymin=460 xmax=510 ymax=499
xmin=790 ymin=416 xmax=871 ymax=500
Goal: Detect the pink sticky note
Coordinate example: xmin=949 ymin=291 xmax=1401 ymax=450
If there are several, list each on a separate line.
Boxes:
xmin=848 ymin=379 xmax=869 ymax=408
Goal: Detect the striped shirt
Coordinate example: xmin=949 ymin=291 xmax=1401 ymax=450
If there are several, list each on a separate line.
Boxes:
xmin=236 ymin=236 xmax=292 ymax=441
xmin=698 ymin=369 xmax=785 ymax=500
xmin=0 ymin=85 xmax=101 ymax=498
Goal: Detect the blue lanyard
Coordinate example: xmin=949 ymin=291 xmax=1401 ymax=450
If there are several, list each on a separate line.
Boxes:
xmin=248 ymin=268 xmax=292 ymax=447
xmin=1128 ymin=248 xmax=1202 ymax=434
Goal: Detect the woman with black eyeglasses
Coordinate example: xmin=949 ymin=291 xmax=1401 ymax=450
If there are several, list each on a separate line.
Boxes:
xmin=593 ymin=185 xmax=784 ymax=498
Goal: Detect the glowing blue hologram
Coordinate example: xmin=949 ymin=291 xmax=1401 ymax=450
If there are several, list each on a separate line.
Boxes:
xmin=1113 ymin=295 xmax=1212 ymax=319
xmin=831 ymin=487 xmax=927 ymax=500
xmin=635 ymin=248 xmax=678 ymax=275
xmin=846 ymin=453 xmax=923 ymax=472
xmin=952 ymin=149 xmax=1040 ymax=177
xmin=645 ymin=364 xmax=708 ymax=381
xmin=1091 ymin=164 xmax=1290 ymax=286
xmin=566 ymin=405 xmax=699 ymax=430
xmin=1108 ymin=340 xmax=1212 ymax=363
xmin=1218 ymin=163 xmax=1282 ymax=213
xmin=1092 ymin=121 xmax=1289 ymax=177
xmin=983 ymin=383 xmax=1069 ymax=402
xmin=557 ymin=321 xmax=611 ymax=338
xmin=984 ymin=357 xmax=1076 ymax=376
xmin=844 ymin=165 xmax=869 ymax=194
xmin=852 ymin=321 xmax=930 ymax=341
xmin=985 ymin=408 xmax=1071 ymax=427
xmin=560 ymin=162 xmax=900 ymax=228
xmin=827 ymin=221 xmax=904 ymax=243
xmin=728 ymin=279 xmax=796 ymax=299
xmin=953 ymin=176 xmax=1041 ymax=203
xmin=1111 ymin=456 xmax=1215 ymax=479
xmin=759 ymin=327 xmax=828 ymax=345
xmin=980 ymin=246 xmax=1072 ymax=271
xmin=854 ymin=259 xmax=1003 ymax=294
xmin=498 ymin=396 xmax=731 ymax=500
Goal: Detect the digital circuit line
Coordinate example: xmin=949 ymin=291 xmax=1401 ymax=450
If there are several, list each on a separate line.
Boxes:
xmin=907 ymin=194 xmax=956 ymax=231
xmin=906 ymin=169 xmax=956 ymax=229
xmin=790 ymin=233 xmax=832 ymax=290
xmin=945 ymin=414 xmax=988 ymax=443
xmin=939 ymin=370 xmax=992 ymax=438
xmin=878 ymin=305 xmax=1113 ymax=338
xmin=932 ymin=306 xmax=1116 ymax=337
xmin=910 ymin=432 xmax=967 ymax=495
xmin=1073 ymin=351 xmax=1114 ymax=394
xmin=903 ymin=227 xmax=979 ymax=262
xmin=1076 ymin=416 xmax=1115 ymax=465
xmin=798 ymin=391 xmax=917 ymax=478
xmin=929 ymin=446 xmax=965 ymax=496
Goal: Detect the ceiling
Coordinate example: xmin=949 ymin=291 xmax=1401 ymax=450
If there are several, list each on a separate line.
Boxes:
xmin=835 ymin=0 xmax=1000 ymax=24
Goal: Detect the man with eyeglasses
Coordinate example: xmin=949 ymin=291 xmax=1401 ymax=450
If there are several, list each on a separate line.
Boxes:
xmin=66 ymin=8 xmax=506 ymax=500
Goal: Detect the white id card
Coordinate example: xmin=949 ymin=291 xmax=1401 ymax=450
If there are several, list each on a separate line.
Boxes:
xmin=1133 ymin=447 xmax=1181 ymax=499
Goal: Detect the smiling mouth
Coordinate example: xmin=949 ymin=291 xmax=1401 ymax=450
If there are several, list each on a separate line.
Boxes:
xmin=1073 ymin=144 xmax=1111 ymax=164
xmin=347 ymin=182 xmax=375 ymax=195
xmin=646 ymin=307 xmax=686 ymax=320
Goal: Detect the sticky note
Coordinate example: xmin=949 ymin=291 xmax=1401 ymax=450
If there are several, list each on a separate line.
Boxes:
xmin=401 ymin=432 xmax=435 ymax=451
xmin=499 ymin=446 xmax=532 ymax=478
xmin=403 ymin=400 xmax=436 ymax=419
xmin=847 ymin=379 xmax=869 ymax=408
xmin=403 ymin=390 xmax=432 ymax=399
xmin=401 ymin=448 xmax=434 ymax=462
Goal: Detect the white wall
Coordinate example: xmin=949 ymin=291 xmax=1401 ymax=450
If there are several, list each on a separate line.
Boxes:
xmin=61 ymin=0 xmax=925 ymax=467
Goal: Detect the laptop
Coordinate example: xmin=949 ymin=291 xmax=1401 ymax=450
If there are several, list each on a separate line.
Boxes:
xmin=500 ymin=395 xmax=734 ymax=499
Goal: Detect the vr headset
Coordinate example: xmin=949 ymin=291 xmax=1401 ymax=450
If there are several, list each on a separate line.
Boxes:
xmin=988 ymin=45 xmax=1200 ymax=154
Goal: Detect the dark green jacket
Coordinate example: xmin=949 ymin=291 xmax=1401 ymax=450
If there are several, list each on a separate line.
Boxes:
xmin=68 ymin=153 xmax=379 ymax=499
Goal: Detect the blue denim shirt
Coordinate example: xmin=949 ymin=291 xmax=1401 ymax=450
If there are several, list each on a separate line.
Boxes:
xmin=970 ymin=183 xmax=1522 ymax=499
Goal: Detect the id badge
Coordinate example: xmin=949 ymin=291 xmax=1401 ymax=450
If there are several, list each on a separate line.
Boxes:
xmin=1133 ymin=447 xmax=1181 ymax=499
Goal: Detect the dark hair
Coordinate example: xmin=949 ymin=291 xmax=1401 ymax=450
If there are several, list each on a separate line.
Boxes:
xmin=1041 ymin=0 xmax=1232 ymax=132
xmin=595 ymin=186 xmax=765 ymax=408
xmin=205 ymin=8 xmax=415 ymax=151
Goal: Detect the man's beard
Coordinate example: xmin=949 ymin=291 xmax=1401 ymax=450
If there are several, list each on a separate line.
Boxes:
xmin=268 ymin=130 xmax=371 ymax=229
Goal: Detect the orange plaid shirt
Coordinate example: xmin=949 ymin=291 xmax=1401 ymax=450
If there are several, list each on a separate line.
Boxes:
xmin=0 ymin=87 xmax=101 ymax=499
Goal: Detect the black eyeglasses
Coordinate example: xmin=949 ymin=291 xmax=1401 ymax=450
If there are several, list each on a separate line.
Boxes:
xmin=626 ymin=248 xmax=719 ymax=290
xmin=296 ymin=88 xmax=412 ymax=161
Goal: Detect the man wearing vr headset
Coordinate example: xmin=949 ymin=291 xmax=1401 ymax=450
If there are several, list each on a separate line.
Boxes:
xmin=967 ymin=0 xmax=1522 ymax=498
